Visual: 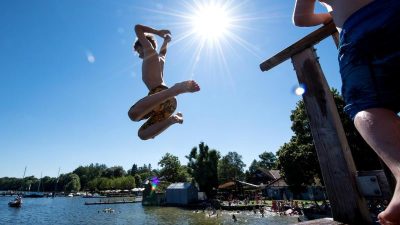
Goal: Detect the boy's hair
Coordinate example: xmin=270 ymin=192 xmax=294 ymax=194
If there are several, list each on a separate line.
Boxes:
xmin=134 ymin=34 xmax=157 ymax=51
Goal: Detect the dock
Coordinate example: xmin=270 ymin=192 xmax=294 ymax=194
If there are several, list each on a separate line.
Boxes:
xmin=84 ymin=199 xmax=141 ymax=205
xmin=295 ymin=218 xmax=346 ymax=225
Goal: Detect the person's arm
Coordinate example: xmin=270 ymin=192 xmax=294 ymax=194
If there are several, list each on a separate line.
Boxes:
xmin=134 ymin=24 xmax=171 ymax=49
xmin=159 ymin=34 xmax=171 ymax=57
xmin=293 ymin=0 xmax=332 ymax=27
xmin=134 ymin=24 xmax=157 ymax=50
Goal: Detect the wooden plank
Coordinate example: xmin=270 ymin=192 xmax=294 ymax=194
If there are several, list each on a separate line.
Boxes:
xmin=291 ymin=48 xmax=372 ymax=224
xmin=295 ymin=218 xmax=346 ymax=225
xmin=260 ymin=21 xmax=337 ymax=72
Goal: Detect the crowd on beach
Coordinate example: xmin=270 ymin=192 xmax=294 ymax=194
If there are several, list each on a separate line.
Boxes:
xmin=198 ymin=200 xmax=306 ymax=223
xmin=202 ymin=199 xmax=306 ymax=218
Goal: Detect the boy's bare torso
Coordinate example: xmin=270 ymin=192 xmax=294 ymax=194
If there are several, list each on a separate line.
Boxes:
xmin=320 ymin=0 xmax=374 ymax=27
xmin=142 ymin=49 xmax=165 ymax=91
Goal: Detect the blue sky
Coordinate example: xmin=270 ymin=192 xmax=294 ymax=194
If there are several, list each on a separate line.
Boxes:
xmin=0 ymin=0 xmax=340 ymax=178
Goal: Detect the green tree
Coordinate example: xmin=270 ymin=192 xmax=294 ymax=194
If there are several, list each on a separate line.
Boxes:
xmin=186 ymin=142 xmax=220 ymax=197
xmin=86 ymin=179 xmax=98 ymax=192
xmin=65 ymin=173 xmax=81 ymax=192
xmin=277 ymin=142 xmax=319 ymax=194
xmin=73 ymin=166 xmax=90 ymax=190
xmin=258 ymin=151 xmax=277 ymax=169
xmin=121 ymin=176 xmax=136 ymax=189
xmin=134 ymin=174 xmax=142 ymax=187
xmin=218 ymin=151 xmax=246 ymax=184
xmin=72 ymin=163 xmax=107 ymax=190
xmin=97 ymin=177 xmax=112 ymax=190
xmin=158 ymin=153 xmax=188 ymax=183
xmin=129 ymin=164 xmax=138 ymax=176
xmin=248 ymin=159 xmax=259 ymax=174
xmin=41 ymin=176 xmax=57 ymax=192
xmin=245 ymin=151 xmax=277 ymax=182
xmin=277 ymin=89 xmax=381 ymax=193
xmin=103 ymin=166 xmax=126 ymax=178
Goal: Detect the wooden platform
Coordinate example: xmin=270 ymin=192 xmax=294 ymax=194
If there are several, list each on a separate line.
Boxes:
xmin=294 ymin=218 xmax=346 ymax=225
xmin=84 ymin=200 xmax=141 ymax=205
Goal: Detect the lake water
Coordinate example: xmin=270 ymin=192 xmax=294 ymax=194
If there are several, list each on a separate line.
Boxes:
xmin=0 ymin=196 xmax=302 ymax=225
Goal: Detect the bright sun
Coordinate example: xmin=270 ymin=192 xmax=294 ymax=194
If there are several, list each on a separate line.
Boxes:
xmin=190 ymin=2 xmax=232 ymax=41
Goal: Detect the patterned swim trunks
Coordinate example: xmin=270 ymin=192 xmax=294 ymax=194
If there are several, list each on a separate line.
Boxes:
xmin=338 ymin=0 xmax=400 ymax=120
xmin=139 ymin=85 xmax=177 ymax=131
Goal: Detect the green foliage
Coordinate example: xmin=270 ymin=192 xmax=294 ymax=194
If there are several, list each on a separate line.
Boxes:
xmin=129 ymin=164 xmax=138 ymax=176
xmin=247 ymin=151 xmax=278 ymax=177
xmin=218 ymin=151 xmax=246 ymax=184
xmin=158 ymin=153 xmax=188 ymax=183
xmin=258 ymin=151 xmax=277 ymax=170
xmin=65 ymin=173 xmax=81 ymax=192
xmin=186 ymin=142 xmax=220 ymax=197
xmin=134 ymin=174 xmax=142 ymax=187
xmin=103 ymin=166 xmax=126 ymax=178
xmin=277 ymin=89 xmax=381 ymax=193
xmin=248 ymin=160 xmax=259 ymax=174
xmin=73 ymin=163 xmax=107 ymax=190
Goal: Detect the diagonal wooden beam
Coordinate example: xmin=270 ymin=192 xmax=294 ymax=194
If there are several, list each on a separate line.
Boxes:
xmin=260 ymin=21 xmax=338 ymax=72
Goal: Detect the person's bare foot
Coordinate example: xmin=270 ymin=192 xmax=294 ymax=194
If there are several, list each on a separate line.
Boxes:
xmin=378 ymin=185 xmax=400 ymax=225
xmin=171 ymin=80 xmax=200 ymax=95
xmin=172 ymin=112 xmax=183 ymax=124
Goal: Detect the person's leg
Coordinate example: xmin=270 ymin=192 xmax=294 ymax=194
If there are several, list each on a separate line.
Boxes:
xmin=353 ymin=108 xmax=400 ymax=224
xmin=138 ymin=112 xmax=183 ymax=140
xmin=128 ymin=80 xmax=200 ymax=121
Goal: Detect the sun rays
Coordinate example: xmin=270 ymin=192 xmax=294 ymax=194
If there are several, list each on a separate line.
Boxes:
xmin=129 ymin=0 xmax=284 ymax=83
xmin=169 ymin=0 xmax=258 ymax=79
xmin=188 ymin=1 xmax=233 ymax=41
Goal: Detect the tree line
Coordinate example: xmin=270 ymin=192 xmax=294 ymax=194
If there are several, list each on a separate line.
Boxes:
xmin=0 ymin=147 xmax=275 ymax=197
xmin=0 ymin=89 xmax=381 ymax=197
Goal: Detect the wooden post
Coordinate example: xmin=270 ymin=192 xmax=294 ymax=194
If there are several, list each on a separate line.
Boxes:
xmin=291 ymin=47 xmax=372 ymax=224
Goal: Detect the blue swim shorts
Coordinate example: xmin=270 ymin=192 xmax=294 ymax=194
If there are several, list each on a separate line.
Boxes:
xmin=338 ymin=0 xmax=400 ymax=120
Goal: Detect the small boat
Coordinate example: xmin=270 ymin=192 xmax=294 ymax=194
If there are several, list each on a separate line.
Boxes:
xmin=8 ymin=196 xmax=22 ymax=208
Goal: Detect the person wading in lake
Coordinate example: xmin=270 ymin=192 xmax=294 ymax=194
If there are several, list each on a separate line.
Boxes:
xmin=293 ymin=0 xmax=400 ymax=224
xmin=128 ymin=24 xmax=200 ymax=140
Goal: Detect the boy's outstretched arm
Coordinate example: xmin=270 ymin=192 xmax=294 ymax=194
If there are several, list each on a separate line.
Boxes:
xmin=293 ymin=0 xmax=332 ymax=27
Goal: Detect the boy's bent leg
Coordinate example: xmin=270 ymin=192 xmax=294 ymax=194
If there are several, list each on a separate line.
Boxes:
xmin=128 ymin=80 xmax=200 ymax=121
xmin=354 ymin=108 xmax=400 ymax=224
xmin=138 ymin=113 xmax=183 ymax=140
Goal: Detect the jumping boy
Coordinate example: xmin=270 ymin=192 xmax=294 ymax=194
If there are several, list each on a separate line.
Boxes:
xmin=293 ymin=0 xmax=400 ymax=224
xmin=128 ymin=24 xmax=200 ymax=140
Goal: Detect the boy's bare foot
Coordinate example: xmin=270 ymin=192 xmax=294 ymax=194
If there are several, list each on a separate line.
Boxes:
xmin=378 ymin=185 xmax=400 ymax=224
xmin=171 ymin=80 xmax=200 ymax=95
xmin=172 ymin=112 xmax=183 ymax=124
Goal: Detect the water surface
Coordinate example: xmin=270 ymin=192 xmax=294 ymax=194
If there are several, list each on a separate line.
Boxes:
xmin=0 ymin=197 xmax=301 ymax=225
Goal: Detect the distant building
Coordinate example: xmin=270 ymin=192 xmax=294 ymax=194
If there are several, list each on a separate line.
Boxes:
xmin=247 ymin=168 xmax=278 ymax=185
xmin=262 ymin=170 xmax=326 ymax=201
xmin=166 ymin=183 xmax=198 ymax=205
